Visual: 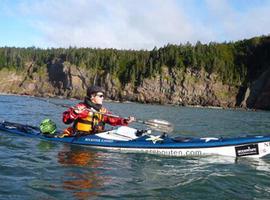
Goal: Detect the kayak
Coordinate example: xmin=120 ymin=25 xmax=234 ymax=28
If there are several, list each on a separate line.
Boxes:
xmin=1 ymin=121 xmax=270 ymax=158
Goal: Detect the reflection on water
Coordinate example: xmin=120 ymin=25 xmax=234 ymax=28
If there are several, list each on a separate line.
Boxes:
xmin=57 ymin=146 xmax=108 ymax=200
xmin=58 ymin=146 xmax=102 ymax=167
xmin=237 ymin=157 xmax=270 ymax=172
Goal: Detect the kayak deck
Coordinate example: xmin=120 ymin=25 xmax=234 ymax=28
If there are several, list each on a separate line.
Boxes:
xmin=1 ymin=121 xmax=270 ymax=158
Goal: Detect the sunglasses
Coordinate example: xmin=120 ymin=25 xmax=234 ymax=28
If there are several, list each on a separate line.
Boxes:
xmin=96 ymin=94 xmax=104 ymax=98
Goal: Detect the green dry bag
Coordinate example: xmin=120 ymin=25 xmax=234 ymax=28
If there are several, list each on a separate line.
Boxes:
xmin=40 ymin=119 xmax=56 ymax=134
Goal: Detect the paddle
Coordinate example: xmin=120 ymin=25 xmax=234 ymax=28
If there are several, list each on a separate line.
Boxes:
xmin=88 ymin=110 xmax=174 ymax=133
xmin=34 ymin=97 xmax=174 ymax=133
xmin=140 ymin=119 xmax=174 ymax=133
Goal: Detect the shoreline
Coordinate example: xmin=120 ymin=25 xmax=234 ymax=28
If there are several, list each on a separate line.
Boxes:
xmin=0 ymin=92 xmax=263 ymax=112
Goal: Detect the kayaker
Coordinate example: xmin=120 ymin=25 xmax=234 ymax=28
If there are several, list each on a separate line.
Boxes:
xmin=62 ymin=85 xmax=135 ymax=136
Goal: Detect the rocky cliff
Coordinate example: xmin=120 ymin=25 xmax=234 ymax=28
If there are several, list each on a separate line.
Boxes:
xmin=240 ymin=67 xmax=270 ymax=110
xmin=0 ymin=58 xmax=269 ymax=110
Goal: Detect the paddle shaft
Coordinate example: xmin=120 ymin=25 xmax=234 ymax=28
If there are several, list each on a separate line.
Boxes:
xmin=76 ymin=108 xmax=173 ymax=133
xmin=92 ymin=111 xmax=174 ymax=133
xmin=86 ymin=109 xmax=144 ymax=124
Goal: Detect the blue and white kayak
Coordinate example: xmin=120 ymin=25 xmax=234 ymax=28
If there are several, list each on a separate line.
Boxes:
xmin=1 ymin=121 xmax=270 ymax=158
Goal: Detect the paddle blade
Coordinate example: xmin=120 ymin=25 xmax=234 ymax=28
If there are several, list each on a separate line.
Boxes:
xmin=143 ymin=119 xmax=174 ymax=133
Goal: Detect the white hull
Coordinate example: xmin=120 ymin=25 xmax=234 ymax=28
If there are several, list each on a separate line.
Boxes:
xmin=90 ymin=141 xmax=270 ymax=158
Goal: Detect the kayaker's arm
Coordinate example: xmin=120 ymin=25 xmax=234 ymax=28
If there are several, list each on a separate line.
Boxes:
xmin=103 ymin=114 xmax=128 ymax=126
xmin=63 ymin=110 xmax=74 ymax=124
xmin=103 ymin=112 xmax=135 ymax=126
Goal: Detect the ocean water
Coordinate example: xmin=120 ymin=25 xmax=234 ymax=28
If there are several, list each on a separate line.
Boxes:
xmin=0 ymin=94 xmax=270 ymax=200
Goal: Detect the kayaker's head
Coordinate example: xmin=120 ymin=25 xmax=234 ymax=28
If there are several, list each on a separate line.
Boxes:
xmin=87 ymin=85 xmax=105 ymax=105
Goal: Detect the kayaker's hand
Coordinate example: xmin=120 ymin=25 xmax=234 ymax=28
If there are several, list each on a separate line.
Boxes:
xmin=73 ymin=106 xmax=89 ymax=119
xmin=125 ymin=116 xmax=136 ymax=124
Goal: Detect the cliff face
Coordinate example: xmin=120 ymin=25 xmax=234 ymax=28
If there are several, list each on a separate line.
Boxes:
xmin=1 ymin=59 xmax=93 ymax=97
xmin=1 ymin=58 xmax=268 ymax=110
xmin=120 ymin=67 xmax=237 ymax=108
xmin=241 ymin=67 xmax=270 ymax=110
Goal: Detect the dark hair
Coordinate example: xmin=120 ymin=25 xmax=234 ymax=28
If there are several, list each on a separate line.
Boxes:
xmin=87 ymin=86 xmax=104 ymax=97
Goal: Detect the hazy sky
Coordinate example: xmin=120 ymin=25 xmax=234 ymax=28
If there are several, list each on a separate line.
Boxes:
xmin=1 ymin=0 xmax=270 ymax=50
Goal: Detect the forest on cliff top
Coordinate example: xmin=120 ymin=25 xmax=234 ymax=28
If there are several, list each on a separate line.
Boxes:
xmin=0 ymin=35 xmax=270 ymax=88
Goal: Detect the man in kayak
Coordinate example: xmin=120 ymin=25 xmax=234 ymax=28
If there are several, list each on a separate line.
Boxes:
xmin=61 ymin=85 xmax=135 ymax=136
